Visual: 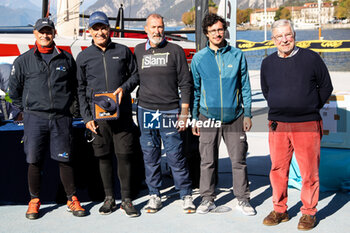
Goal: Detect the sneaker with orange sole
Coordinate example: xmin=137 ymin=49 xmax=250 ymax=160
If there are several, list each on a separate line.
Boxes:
xmin=26 ymin=198 xmax=41 ymax=220
xmin=66 ymin=196 xmax=86 ymax=217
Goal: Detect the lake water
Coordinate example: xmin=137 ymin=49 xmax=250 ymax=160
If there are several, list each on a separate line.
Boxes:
xmin=181 ymin=28 xmax=350 ymax=71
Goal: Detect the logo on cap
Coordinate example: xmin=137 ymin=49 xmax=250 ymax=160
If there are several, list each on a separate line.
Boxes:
xmin=34 ymin=18 xmax=55 ymax=31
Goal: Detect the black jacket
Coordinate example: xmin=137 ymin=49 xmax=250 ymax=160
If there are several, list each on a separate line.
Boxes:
xmin=8 ymin=45 xmax=77 ymax=118
xmin=76 ymin=39 xmax=139 ymax=123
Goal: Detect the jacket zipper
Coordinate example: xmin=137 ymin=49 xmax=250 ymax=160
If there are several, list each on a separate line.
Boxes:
xmin=47 ymin=63 xmax=54 ymax=117
xmin=102 ymin=52 xmax=109 ymax=91
xmin=202 ymin=88 xmax=209 ymax=112
xmin=215 ymin=51 xmax=223 ymax=122
xmin=25 ymin=92 xmax=29 ymax=109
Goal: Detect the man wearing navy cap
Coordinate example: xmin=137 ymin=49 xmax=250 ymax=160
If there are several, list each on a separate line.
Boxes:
xmin=76 ymin=11 xmax=140 ymax=217
xmin=8 ymin=18 xmax=85 ymax=219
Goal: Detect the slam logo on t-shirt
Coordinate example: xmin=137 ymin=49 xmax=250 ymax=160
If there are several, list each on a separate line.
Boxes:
xmin=141 ymin=52 xmax=169 ymax=69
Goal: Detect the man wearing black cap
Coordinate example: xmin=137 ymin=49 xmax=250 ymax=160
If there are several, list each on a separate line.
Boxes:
xmin=8 ymin=18 xmax=86 ymax=219
xmin=76 ymin=11 xmax=140 ymax=217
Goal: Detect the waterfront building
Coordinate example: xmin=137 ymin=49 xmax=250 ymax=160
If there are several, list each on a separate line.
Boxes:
xmin=250 ymin=8 xmax=277 ymax=27
xmin=301 ymin=2 xmax=334 ymax=24
xmin=249 ymin=2 xmax=335 ymax=27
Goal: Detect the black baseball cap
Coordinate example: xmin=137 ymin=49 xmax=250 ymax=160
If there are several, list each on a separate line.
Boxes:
xmin=94 ymin=95 xmax=117 ymax=113
xmin=34 ymin=18 xmax=55 ymax=31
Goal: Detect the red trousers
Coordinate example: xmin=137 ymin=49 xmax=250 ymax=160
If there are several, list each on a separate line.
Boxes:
xmin=268 ymin=120 xmax=322 ymax=216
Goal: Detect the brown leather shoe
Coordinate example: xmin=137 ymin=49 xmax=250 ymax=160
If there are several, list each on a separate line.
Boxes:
xmin=297 ymin=214 xmax=316 ymax=231
xmin=263 ymin=210 xmax=289 ymax=226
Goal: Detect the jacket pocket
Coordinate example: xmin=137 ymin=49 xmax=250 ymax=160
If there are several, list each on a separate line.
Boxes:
xmin=24 ymin=72 xmax=49 ymax=110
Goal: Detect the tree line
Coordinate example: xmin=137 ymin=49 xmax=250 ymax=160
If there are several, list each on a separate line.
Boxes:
xmin=181 ymin=0 xmax=350 ymax=26
xmin=334 ymin=0 xmax=350 ymax=19
xmin=275 ymin=0 xmax=350 ymax=21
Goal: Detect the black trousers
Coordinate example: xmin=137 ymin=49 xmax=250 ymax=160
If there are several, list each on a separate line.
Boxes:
xmin=91 ymin=119 xmax=136 ymax=200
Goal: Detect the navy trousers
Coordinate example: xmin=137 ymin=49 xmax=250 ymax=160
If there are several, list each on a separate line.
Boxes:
xmin=137 ymin=106 xmax=192 ymax=198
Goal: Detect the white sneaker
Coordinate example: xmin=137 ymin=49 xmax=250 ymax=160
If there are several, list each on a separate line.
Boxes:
xmin=182 ymin=195 xmax=196 ymax=214
xmin=144 ymin=194 xmax=162 ymax=213
xmin=197 ymin=199 xmax=216 ymax=214
xmin=236 ymin=200 xmax=256 ymax=216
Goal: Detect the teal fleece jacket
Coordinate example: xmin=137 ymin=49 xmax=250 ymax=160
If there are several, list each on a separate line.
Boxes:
xmin=191 ymin=41 xmax=252 ymax=123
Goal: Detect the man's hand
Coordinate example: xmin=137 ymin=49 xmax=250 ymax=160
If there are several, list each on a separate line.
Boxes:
xmin=86 ymin=120 xmax=99 ymax=134
xmin=113 ymin=87 xmax=123 ymax=105
xmin=192 ymin=124 xmax=200 ymax=136
xmin=14 ymin=111 xmax=23 ymax=122
xmin=177 ymin=113 xmax=188 ymax=132
xmin=177 ymin=104 xmax=189 ymax=132
xmin=243 ymin=117 xmax=252 ymax=132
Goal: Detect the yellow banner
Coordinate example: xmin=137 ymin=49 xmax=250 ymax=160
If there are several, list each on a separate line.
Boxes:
xmin=237 ymin=40 xmax=350 ymax=52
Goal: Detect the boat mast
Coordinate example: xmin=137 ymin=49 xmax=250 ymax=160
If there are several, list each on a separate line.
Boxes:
xmin=264 ymin=0 xmax=267 ymax=41
xmin=42 ymin=0 xmax=49 ymax=18
xmin=218 ymin=0 xmax=237 ymax=47
xmin=318 ymin=0 xmax=322 ymax=40
xmin=195 ymin=0 xmax=208 ymax=51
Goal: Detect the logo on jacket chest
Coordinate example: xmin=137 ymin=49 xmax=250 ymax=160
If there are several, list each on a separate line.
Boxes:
xmin=56 ymin=66 xmax=67 ymax=72
xmin=141 ymin=52 xmax=169 ymax=69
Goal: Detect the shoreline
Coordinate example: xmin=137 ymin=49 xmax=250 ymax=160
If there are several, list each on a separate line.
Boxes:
xmin=239 ymin=23 xmax=350 ymax=31
xmin=182 ymin=23 xmax=350 ymax=31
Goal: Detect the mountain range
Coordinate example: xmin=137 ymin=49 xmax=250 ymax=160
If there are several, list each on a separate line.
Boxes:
xmin=0 ymin=0 xmax=289 ymax=26
xmin=1 ymin=0 xmax=40 ymax=10
xmin=85 ymin=0 xmax=286 ymax=24
xmin=0 ymin=0 xmax=41 ymax=26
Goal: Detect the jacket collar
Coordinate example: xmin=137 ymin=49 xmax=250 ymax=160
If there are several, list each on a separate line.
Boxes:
xmin=277 ymin=46 xmax=299 ymax=58
xmin=92 ymin=38 xmax=113 ymax=51
xmin=33 ymin=42 xmax=61 ymax=57
xmin=206 ymin=40 xmax=230 ymax=54
xmin=145 ymin=38 xmax=167 ymax=50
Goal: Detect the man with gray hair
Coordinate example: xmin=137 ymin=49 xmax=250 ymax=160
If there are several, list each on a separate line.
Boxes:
xmin=260 ymin=19 xmax=333 ymax=230
xmin=134 ymin=13 xmax=195 ymax=214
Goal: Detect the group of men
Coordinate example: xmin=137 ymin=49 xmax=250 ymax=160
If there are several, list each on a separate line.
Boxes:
xmin=8 ymin=10 xmax=332 ymax=231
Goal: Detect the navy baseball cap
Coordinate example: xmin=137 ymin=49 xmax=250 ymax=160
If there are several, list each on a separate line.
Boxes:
xmin=89 ymin=11 xmax=109 ymax=28
xmin=34 ymin=18 xmax=55 ymax=31
xmin=94 ymin=95 xmax=117 ymax=112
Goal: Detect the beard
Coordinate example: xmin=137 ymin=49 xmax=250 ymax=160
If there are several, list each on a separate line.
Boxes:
xmin=147 ymin=32 xmax=164 ymax=46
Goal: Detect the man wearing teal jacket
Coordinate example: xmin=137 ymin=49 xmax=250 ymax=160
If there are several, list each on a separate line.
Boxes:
xmin=191 ymin=14 xmax=255 ymax=216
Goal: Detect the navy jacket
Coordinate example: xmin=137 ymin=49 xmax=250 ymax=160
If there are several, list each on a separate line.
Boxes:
xmin=76 ymin=39 xmax=139 ymax=123
xmin=8 ymin=45 xmax=77 ymax=118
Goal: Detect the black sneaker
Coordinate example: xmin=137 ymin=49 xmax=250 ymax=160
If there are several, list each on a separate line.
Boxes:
xmin=120 ymin=199 xmax=140 ymax=217
xmin=99 ymin=197 xmax=117 ymax=215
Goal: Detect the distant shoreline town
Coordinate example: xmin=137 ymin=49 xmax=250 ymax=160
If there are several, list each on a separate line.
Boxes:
xmin=183 ymin=23 xmax=350 ymax=32
xmin=237 ymin=23 xmax=350 ymax=31
xmin=181 ymin=1 xmax=350 ymax=31
xmin=250 ymin=2 xmax=349 ymax=30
